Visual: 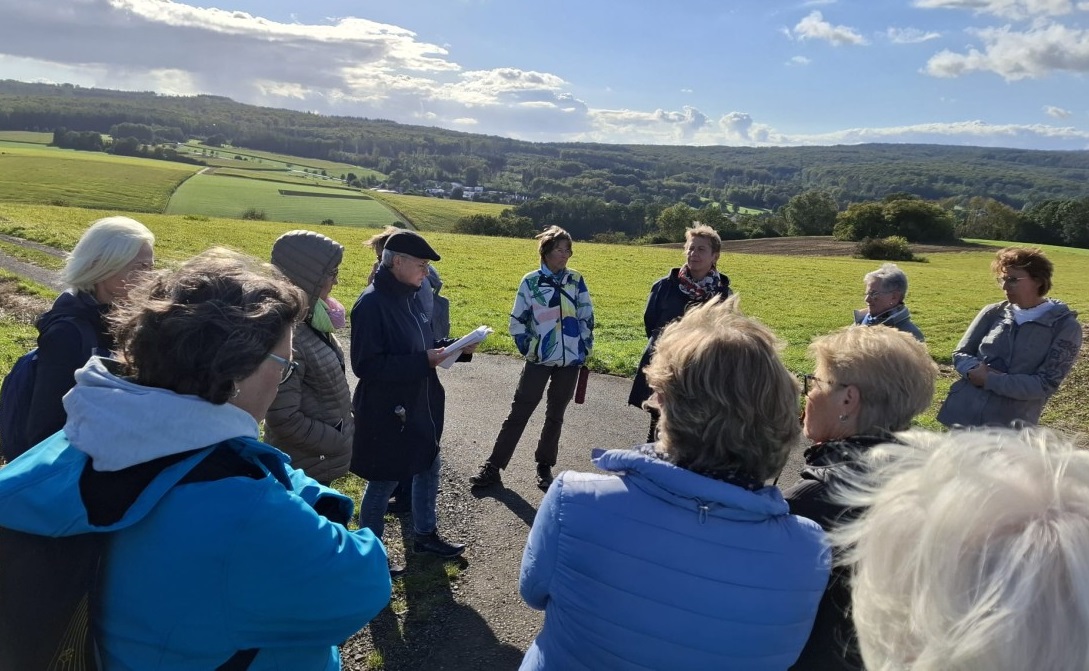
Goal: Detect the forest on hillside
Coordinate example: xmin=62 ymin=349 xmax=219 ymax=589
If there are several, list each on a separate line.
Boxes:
xmin=4 ymin=80 xmax=1089 ymax=212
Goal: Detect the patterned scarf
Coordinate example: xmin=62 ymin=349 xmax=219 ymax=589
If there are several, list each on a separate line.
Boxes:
xmin=677 ymin=265 xmax=721 ymax=301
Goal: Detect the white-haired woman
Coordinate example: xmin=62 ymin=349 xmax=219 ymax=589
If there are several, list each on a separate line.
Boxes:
xmin=19 ymin=216 xmax=154 ymax=456
xmin=783 ymin=326 xmax=937 ymax=671
xmin=629 ymin=223 xmax=732 ymax=441
xmin=518 ymin=296 xmax=829 ymax=670
xmin=833 ymin=426 xmax=1089 ymax=671
xmin=853 ymin=263 xmax=924 ymax=342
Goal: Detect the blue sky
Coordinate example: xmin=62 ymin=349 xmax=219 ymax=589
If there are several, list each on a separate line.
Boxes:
xmin=2 ymin=0 xmax=1088 ymax=149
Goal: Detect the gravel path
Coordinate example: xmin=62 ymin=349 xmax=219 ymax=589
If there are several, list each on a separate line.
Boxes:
xmin=0 ymin=235 xmax=809 ymax=671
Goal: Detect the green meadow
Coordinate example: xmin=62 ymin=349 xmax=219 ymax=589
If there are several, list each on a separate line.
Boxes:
xmin=366 ymin=191 xmax=510 ymax=232
xmin=178 ymin=142 xmax=384 ymax=180
xmin=0 ymin=203 xmax=1085 ymax=430
xmin=165 ymin=173 xmax=403 ymax=227
xmin=0 ymin=131 xmax=52 ymax=145
xmin=0 ymin=144 xmax=198 ymax=212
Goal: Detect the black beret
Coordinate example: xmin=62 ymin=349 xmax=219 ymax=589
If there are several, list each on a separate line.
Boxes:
xmin=384 ymin=230 xmax=440 ymax=262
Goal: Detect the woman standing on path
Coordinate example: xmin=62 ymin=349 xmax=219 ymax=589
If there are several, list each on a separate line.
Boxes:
xmin=628 ymin=223 xmax=731 ymax=442
xmin=18 ymin=216 xmax=155 ymax=458
xmin=470 ymin=226 xmax=595 ymax=492
xmin=936 ymin=246 xmax=1082 ymax=428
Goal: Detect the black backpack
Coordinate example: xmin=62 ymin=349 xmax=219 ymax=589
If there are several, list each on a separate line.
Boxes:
xmin=0 ymin=316 xmax=98 ymax=462
xmin=0 ymin=444 xmax=264 ymax=670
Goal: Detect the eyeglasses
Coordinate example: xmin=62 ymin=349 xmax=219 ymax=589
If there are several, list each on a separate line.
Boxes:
xmin=266 ymin=353 xmax=299 ymax=385
xmin=996 ymin=276 xmax=1023 ymax=287
xmin=801 ymin=373 xmax=848 ymax=396
xmin=864 ymin=290 xmax=892 ymax=299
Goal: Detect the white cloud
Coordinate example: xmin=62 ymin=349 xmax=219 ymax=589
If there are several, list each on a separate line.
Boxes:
xmin=680 ymin=88 xmax=693 ymax=93
xmin=802 ymin=0 xmax=838 ymax=5
xmin=787 ymin=119 xmax=1089 ymax=148
xmin=925 ymin=23 xmax=1089 ymax=79
xmin=790 ymin=11 xmax=868 ymax=45
xmin=1044 ymin=105 xmax=1072 ymax=117
xmin=787 ymin=55 xmax=812 ymax=65
xmin=887 ymin=27 xmax=942 ymax=43
xmin=913 ymin=0 xmax=1085 ymax=20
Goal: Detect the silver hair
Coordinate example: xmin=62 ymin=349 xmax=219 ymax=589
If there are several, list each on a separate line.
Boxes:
xmin=63 ymin=216 xmax=155 ymax=292
xmin=380 ymin=248 xmax=399 ymax=268
xmin=863 ymin=263 xmax=908 ymax=297
xmin=832 ymin=427 xmax=1089 ymax=671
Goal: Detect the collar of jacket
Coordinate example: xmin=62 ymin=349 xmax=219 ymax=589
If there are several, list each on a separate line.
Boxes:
xmin=373 ymin=264 xmax=421 ymax=297
xmin=856 ymin=303 xmax=910 ymax=327
xmin=802 ymin=433 xmax=896 ymax=470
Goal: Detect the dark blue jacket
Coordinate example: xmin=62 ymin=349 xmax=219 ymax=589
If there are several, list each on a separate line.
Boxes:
xmin=350 ymin=266 xmax=454 ymax=482
xmin=628 ymin=268 xmax=731 ymax=408
xmin=26 ymin=290 xmax=112 ymax=447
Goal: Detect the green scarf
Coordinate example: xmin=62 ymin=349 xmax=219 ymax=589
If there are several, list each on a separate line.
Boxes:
xmin=310 ymin=299 xmax=334 ymax=333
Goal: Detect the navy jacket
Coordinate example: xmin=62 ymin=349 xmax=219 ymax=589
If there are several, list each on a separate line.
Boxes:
xmin=26 ymin=290 xmax=112 ymax=447
xmin=350 ymin=266 xmax=463 ymax=482
xmin=628 ymin=268 xmax=731 ymax=408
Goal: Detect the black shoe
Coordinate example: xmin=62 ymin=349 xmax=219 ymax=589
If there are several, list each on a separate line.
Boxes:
xmin=469 ymin=462 xmax=502 ymax=488
xmin=413 ymin=532 xmax=466 ymax=559
xmin=389 ymin=561 xmax=406 ymax=577
xmin=536 ymin=463 xmax=554 ymax=492
xmin=387 ymin=497 xmax=411 ymax=514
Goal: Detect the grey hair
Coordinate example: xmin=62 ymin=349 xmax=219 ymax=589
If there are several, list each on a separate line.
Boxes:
xmin=645 ymin=294 xmax=800 ymax=482
xmin=832 ymin=427 xmax=1089 ymax=671
xmin=381 ymin=248 xmax=398 ymax=267
xmin=63 ymin=216 xmax=155 ymax=292
xmin=863 ymin=263 xmax=908 ymax=297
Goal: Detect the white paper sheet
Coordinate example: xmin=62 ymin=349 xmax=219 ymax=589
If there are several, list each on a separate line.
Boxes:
xmin=438 ymin=325 xmax=493 ymax=368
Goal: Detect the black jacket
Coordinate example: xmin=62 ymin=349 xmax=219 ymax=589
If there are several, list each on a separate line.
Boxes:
xmin=627 ymin=268 xmax=731 ymax=408
xmin=349 ymin=267 xmax=465 ymax=482
xmin=783 ymin=435 xmax=891 ymax=671
xmin=26 ymin=290 xmax=112 ymax=447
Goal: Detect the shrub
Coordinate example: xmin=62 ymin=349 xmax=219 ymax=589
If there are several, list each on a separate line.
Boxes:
xmin=591 ymin=231 xmax=629 ymax=244
xmin=321 ymin=218 xmax=335 ymax=226
xmin=854 ymin=236 xmax=920 ymax=262
xmin=240 ymin=208 xmax=267 ymax=221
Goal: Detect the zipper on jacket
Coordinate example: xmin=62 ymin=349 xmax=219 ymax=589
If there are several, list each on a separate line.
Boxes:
xmin=697 ymin=502 xmax=709 ymax=524
xmin=408 ymin=296 xmax=440 ymax=444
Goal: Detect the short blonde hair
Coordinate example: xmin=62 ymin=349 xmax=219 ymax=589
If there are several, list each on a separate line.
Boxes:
xmin=63 ymin=216 xmax=155 ymax=292
xmin=646 ymin=294 xmax=800 ymax=481
xmin=685 ymin=223 xmax=721 ymax=254
xmin=810 ymin=326 xmax=936 ymax=434
xmin=833 ymin=427 xmax=1089 ymax=671
xmin=536 ymin=225 xmax=572 ymax=259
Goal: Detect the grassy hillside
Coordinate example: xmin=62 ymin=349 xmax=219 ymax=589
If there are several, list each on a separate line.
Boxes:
xmin=165 ymin=173 xmax=404 ymax=227
xmin=366 ymin=191 xmax=510 ymax=232
xmin=177 ymin=142 xmax=384 ymax=180
xmin=0 ymin=131 xmax=51 ymax=144
xmin=0 ymin=144 xmax=198 ymax=212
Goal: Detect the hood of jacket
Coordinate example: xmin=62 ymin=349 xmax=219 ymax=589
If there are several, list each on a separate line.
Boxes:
xmin=37 ymin=289 xmax=111 ymax=346
xmin=1001 ymin=298 xmax=1078 ymax=326
xmin=592 ymin=445 xmax=789 ymax=521
xmin=271 ymin=230 xmax=344 ymax=309
xmin=62 ymin=357 xmax=260 ymax=472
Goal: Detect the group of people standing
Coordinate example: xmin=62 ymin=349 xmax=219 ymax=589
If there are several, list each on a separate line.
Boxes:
xmin=0 ymin=214 xmax=1084 ymax=670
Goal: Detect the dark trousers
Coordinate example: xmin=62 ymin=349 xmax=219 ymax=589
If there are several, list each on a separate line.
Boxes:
xmin=487 ymin=362 xmax=580 ymax=469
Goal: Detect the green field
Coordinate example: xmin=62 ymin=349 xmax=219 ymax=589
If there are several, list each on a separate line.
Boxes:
xmin=0 ymin=131 xmax=52 ymax=145
xmin=1 ymin=202 xmax=1085 ymax=431
xmin=367 ymin=191 xmax=511 ymax=232
xmin=0 ymin=144 xmax=198 ymax=212
xmin=178 ymin=142 xmax=384 ymax=180
xmin=165 ymin=173 xmax=405 ymax=227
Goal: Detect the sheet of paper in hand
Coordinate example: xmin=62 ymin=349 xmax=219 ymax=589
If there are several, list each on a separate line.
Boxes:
xmin=438 ymin=325 xmax=493 ymax=369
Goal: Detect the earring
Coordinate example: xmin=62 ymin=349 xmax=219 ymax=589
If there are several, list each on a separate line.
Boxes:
xmin=231 ymin=384 xmax=242 ymax=399
xmin=838 ymin=413 xmax=849 ymax=422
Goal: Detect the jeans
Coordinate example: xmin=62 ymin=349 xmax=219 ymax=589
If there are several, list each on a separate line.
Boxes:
xmin=487 ymin=362 xmax=580 ymax=469
xmin=358 ymin=453 xmax=440 ymax=539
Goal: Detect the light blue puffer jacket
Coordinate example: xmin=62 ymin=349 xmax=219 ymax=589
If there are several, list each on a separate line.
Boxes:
xmin=519 ymin=446 xmax=830 ymax=671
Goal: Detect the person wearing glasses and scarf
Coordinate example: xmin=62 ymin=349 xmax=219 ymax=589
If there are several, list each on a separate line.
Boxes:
xmin=783 ymin=325 xmax=937 ymax=671
xmin=628 ymin=224 xmax=732 ymax=442
xmin=852 ymin=263 xmax=924 ymax=342
xmin=470 ymin=225 xmax=594 ymax=492
xmin=937 ymin=246 xmax=1082 ymax=428
xmin=265 ymin=230 xmax=354 ymax=486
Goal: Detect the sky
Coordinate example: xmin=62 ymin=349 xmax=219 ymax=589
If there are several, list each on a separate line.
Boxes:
xmin=2 ymin=0 xmax=1089 ymax=150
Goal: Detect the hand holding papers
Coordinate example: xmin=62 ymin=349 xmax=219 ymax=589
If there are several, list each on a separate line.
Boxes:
xmin=438 ymin=326 xmax=493 ymax=368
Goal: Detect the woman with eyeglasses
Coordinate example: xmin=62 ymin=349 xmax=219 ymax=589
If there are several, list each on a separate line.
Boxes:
xmin=937 ymin=246 xmax=1082 ymax=428
xmin=783 ymin=325 xmax=937 ymax=670
xmin=628 ymin=223 xmax=732 ymax=442
xmin=0 ymin=248 xmax=391 ymax=669
xmin=265 ymin=230 xmax=355 ymax=486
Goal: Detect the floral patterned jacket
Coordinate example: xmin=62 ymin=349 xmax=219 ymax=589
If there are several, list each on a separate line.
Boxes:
xmin=509 ymin=265 xmax=594 ymax=367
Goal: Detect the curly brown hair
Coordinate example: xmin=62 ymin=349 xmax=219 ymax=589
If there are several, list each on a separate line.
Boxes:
xmin=110 ymin=248 xmax=306 ymax=404
xmin=991 ymin=247 xmax=1053 ymax=297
